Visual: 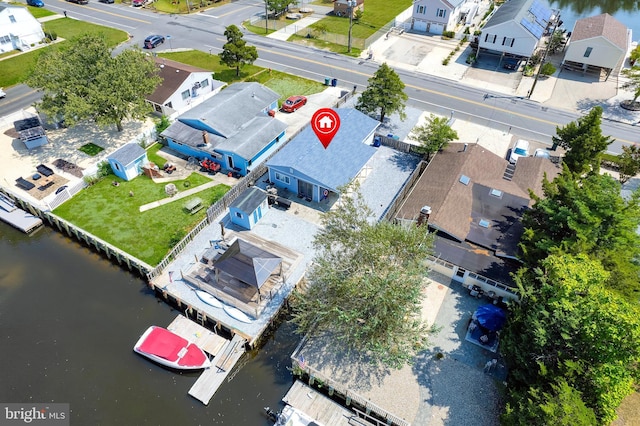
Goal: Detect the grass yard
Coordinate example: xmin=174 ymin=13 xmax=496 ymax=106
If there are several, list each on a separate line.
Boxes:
xmin=146 ymin=143 xmax=167 ymax=168
xmin=79 ymin=143 xmax=105 ymax=156
xmin=0 ymin=18 xmax=128 ymax=88
xmin=54 ymin=173 xmax=230 ymax=265
xmin=158 ymin=51 xmax=325 ymax=103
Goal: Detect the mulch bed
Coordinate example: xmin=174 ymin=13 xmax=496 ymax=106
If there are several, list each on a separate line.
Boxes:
xmin=52 ymin=158 xmax=84 ymax=178
xmin=23 ymin=173 xmax=70 ymax=200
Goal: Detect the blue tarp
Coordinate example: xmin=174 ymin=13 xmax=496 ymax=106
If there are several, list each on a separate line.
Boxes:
xmin=474 ymin=304 xmax=507 ymax=332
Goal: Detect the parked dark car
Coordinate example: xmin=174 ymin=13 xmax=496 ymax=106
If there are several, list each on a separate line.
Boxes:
xmin=502 ymin=58 xmax=520 ymax=70
xmin=66 ymin=0 xmax=89 ymax=4
xmin=144 ymin=35 xmax=165 ymax=49
xmin=27 ymin=0 xmax=45 ymax=7
xmin=99 ymin=0 xmax=115 ymax=3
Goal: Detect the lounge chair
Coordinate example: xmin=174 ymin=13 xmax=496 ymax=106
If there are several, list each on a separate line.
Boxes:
xmin=36 ymin=164 xmax=54 ymax=177
xmin=16 ymin=177 xmax=35 ymax=191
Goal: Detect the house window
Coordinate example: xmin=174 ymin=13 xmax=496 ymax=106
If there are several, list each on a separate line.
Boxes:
xmin=502 ymin=37 xmax=514 ymax=47
xmin=436 ymin=8 xmax=446 ymax=18
xmin=490 ymin=188 xmax=503 ymax=198
xmin=275 ymin=172 xmax=290 ymax=185
xmin=417 ymin=5 xmax=425 ymax=14
xmin=9 ymin=15 xmax=16 ymax=23
xmin=0 ymin=36 xmax=10 ymax=44
xmin=235 ymin=211 xmax=243 ymax=219
xmin=584 ymin=47 xmax=593 ymax=58
xmin=181 ymin=90 xmax=190 ymax=100
xmin=113 ymin=162 xmax=122 ymax=172
xmin=200 ymin=79 xmax=209 ymax=88
xmin=484 ymin=34 xmax=497 ymax=44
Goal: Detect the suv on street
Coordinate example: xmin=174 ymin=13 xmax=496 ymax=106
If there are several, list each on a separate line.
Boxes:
xmin=67 ymin=0 xmax=89 ymax=4
xmin=144 ymin=35 xmax=165 ymax=49
xmin=27 ymin=0 xmax=45 ymax=7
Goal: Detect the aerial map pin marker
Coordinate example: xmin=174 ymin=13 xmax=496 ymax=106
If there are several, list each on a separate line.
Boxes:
xmin=311 ymin=108 xmax=340 ymax=149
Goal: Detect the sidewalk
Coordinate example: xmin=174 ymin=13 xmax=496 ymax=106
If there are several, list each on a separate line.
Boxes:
xmin=266 ymin=5 xmax=333 ymax=41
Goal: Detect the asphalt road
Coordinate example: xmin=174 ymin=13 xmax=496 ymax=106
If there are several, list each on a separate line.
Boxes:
xmin=2 ymin=1 xmax=638 ymax=152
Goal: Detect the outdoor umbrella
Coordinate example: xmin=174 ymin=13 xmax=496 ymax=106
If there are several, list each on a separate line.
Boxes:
xmin=474 ymin=304 xmax=507 ymax=332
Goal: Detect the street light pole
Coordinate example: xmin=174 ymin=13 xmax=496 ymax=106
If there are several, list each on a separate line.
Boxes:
xmin=347 ymin=0 xmax=356 ymax=53
xmin=265 ymin=0 xmax=268 ymax=34
xmin=528 ymin=11 xmax=561 ymax=99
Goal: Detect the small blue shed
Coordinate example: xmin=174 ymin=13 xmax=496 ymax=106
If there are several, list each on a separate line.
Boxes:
xmin=107 ymin=143 xmax=148 ymax=181
xmin=229 ymin=187 xmax=268 ymax=230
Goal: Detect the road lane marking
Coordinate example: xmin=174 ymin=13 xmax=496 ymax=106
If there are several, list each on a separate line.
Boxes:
xmin=217 ymin=5 xmax=254 ymax=17
xmin=50 ymin=6 xmax=150 ymax=25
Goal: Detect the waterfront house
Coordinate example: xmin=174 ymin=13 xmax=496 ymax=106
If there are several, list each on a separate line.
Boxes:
xmin=0 ymin=5 xmax=45 ymax=53
xmin=411 ymin=0 xmax=478 ymax=35
xmin=562 ymin=13 xmax=630 ymax=80
xmin=228 ymin=187 xmax=269 ymax=230
xmin=396 ymin=143 xmax=560 ymax=285
xmin=333 ymin=0 xmax=364 ymax=17
xmin=266 ymin=108 xmax=379 ymax=202
xmin=161 ymin=82 xmax=287 ymax=176
xmin=107 ymin=143 xmax=148 ymax=181
xmin=146 ymin=58 xmax=226 ymax=117
xmin=478 ymin=0 xmax=555 ymax=60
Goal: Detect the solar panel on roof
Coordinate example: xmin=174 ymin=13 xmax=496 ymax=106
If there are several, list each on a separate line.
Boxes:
xmin=521 ymin=17 xmax=545 ymax=39
xmin=530 ymin=0 xmax=552 ymax=23
xmin=14 ymin=117 xmax=41 ymax=132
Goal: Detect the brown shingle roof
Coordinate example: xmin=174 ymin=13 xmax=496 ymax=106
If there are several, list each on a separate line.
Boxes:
xmin=396 ymin=143 xmax=560 ymax=255
xmin=570 ymin=13 xmax=628 ymax=51
xmin=147 ymin=58 xmax=212 ymax=105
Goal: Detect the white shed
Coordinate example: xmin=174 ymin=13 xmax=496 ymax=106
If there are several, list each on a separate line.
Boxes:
xmin=562 ymin=13 xmax=629 ymax=78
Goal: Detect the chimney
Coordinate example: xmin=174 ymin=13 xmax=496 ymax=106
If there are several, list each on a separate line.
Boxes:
xmin=417 ymin=205 xmax=431 ymax=226
xmin=202 ymin=131 xmax=209 ymax=145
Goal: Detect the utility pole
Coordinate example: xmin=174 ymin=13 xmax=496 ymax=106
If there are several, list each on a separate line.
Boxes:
xmin=347 ymin=0 xmax=356 ymax=53
xmin=528 ymin=11 xmax=562 ymax=99
xmin=265 ymin=0 xmax=268 ymax=34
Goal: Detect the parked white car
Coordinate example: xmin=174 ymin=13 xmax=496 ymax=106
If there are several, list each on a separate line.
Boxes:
xmin=509 ymin=139 xmax=529 ymax=164
xmin=0 ymin=88 xmax=6 ymax=98
xmin=534 ymin=148 xmax=551 ymax=159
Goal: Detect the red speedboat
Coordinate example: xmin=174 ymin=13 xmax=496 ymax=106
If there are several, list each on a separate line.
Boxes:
xmin=133 ymin=326 xmax=211 ymax=370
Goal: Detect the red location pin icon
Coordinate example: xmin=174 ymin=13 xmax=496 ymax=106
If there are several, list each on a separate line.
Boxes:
xmin=311 ymin=108 xmax=340 ymax=149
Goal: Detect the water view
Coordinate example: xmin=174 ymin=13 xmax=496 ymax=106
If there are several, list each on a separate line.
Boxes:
xmin=0 ymin=225 xmax=298 ymax=425
xmin=549 ymin=0 xmax=640 ymax=40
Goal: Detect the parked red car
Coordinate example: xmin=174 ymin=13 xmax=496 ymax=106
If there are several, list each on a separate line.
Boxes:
xmin=281 ymin=96 xmax=307 ymax=113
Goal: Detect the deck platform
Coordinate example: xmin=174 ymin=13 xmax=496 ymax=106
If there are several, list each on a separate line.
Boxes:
xmin=282 ymin=380 xmax=362 ymax=426
xmin=165 ymin=315 xmax=247 ymax=405
xmin=0 ymin=194 xmax=43 ymax=234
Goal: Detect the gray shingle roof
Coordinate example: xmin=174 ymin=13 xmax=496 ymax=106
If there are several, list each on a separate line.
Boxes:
xmin=108 ymin=143 xmax=146 ymax=167
xmin=484 ymin=0 xmax=552 ymax=40
xmin=230 ymin=187 xmax=267 ymax=213
xmin=570 ymin=13 xmax=628 ymax=51
xmin=266 ymin=108 xmax=380 ymax=192
xmin=213 ymin=239 xmax=281 ymax=290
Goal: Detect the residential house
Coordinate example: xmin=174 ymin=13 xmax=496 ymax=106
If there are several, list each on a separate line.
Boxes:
xmin=478 ymin=0 xmax=556 ymax=59
xmin=0 ymin=5 xmax=45 ymax=53
xmin=228 ymin=187 xmax=269 ymax=230
xmin=396 ymin=143 xmax=560 ymax=285
xmin=412 ymin=0 xmax=478 ymax=35
xmin=146 ymin=58 xmax=226 ymax=117
xmin=333 ymin=0 xmax=364 ymax=17
xmin=161 ymin=82 xmax=287 ymax=176
xmin=562 ymin=13 xmax=630 ymax=79
xmin=107 ymin=143 xmax=148 ymax=181
xmin=266 ymin=108 xmax=379 ymax=202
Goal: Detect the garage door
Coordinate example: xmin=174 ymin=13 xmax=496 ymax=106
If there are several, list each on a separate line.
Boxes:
xmin=413 ymin=20 xmax=427 ymax=32
xmin=428 ymin=23 xmax=444 ymax=35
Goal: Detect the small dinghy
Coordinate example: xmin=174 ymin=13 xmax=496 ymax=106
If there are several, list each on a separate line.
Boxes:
xmin=133 ymin=326 xmax=211 ymax=370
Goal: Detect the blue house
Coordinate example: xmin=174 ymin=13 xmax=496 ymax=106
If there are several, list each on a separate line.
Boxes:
xmin=229 ymin=187 xmax=269 ymax=230
xmin=266 ymin=108 xmax=380 ymax=202
xmin=107 ymin=143 xmax=148 ymax=181
xmin=161 ymin=82 xmax=287 ymax=176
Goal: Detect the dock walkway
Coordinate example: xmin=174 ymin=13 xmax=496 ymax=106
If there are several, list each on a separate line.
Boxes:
xmin=282 ymin=380 xmax=364 ymax=426
xmin=166 ymin=315 xmax=246 ymax=405
xmin=0 ymin=193 xmax=43 ymax=233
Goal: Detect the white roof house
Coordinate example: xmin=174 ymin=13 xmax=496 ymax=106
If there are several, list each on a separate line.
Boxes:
xmin=478 ymin=0 xmax=555 ymax=58
xmin=0 ymin=5 xmax=45 ymax=53
xmin=411 ymin=0 xmax=477 ymax=35
xmin=562 ymin=13 xmax=630 ymax=77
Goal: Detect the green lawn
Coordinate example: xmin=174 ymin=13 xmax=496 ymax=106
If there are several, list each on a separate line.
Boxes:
xmin=79 ymin=143 xmax=105 ymax=156
xmin=0 ymin=19 xmax=128 ymax=88
xmin=158 ymin=50 xmax=325 ymax=103
xmin=146 ymin=143 xmax=167 ymax=168
xmin=54 ymin=173 xmax=230 ymax=266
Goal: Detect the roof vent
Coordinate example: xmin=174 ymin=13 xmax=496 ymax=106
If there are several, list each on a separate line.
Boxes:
xmin=417 ymin=205 xmax=431 ymax=227
xmin=479 ymin=219 xmax=490 ymax=228
xmin=490 ymin=188 xmax=503 ymax=198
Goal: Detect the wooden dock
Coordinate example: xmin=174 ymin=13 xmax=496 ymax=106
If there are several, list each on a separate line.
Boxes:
xmin=282 ymin=380 xmax=365 ymax=426
xmin=166 ymin=315 xmax=246 ymax=405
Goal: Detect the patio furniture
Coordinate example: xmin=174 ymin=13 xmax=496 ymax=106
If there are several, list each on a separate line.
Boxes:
xmin=184 ymin=197 xmax=204 ymax=214
xmin=36 ymin=164 xmax=54 ymax=177
xmin=15 ymin=177 xmax=35 ymax=191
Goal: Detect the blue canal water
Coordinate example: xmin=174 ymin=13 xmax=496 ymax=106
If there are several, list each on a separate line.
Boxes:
xmin=549 ymin=0 xmax=640 ymax=42
xmin=0 ymin=224 xmax=299 ymax=425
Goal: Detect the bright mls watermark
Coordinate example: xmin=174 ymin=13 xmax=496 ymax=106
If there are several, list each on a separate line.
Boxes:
xmin=1 ymin=404 xmax=69 ymax=425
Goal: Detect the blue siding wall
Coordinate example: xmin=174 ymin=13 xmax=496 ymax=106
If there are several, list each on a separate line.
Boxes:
xmin=230 ymin=206 xmax=252 ymax=230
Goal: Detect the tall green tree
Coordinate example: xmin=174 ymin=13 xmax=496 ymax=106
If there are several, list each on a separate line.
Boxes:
xmin=220 ymin=25 xmax=258 ymax=77
xmin=266 ymin=0 xmax=296 ymax=17
xmin=617 ymin=144 xmax=640 ymax=184
xmin=411 ymin=113 xmax=458 ymax=160
xmin=520 ymin=167 xmax=640 ymax=298
xmin=27 ymin=34 xmax=160 ymax=131
xmin=552 ymin=106 xmax=613 ymax=174
xmin=621 ymin=66 xmax=640 ymax=103
xmin=501 ymin=254 xmax=640 ymax=424
xmin=356 ymin=63 xmax=408 ymax=123
xmin=291 ymin=183 xmax=435 ymax=368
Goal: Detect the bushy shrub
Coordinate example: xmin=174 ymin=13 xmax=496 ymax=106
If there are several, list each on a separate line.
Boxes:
xmin=442 ymin=31 xmax=455 ymax=39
